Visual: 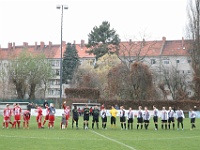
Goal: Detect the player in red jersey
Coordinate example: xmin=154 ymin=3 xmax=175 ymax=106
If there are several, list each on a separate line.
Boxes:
xmin=35 ymin=106 xmax=43 ymax=128
xmin=42 ymin=104 xmax=50 ymax=127
xmin=13 ymin=103 xmax=22 ymax=128
xmin=62 ymin=101 xmax=70 ymax=128
xmin=23 ymin=110 xmax=31 ymax=129
xmin=48 ymin=103 xmax=56 ymax=128
xmin=3 ymin=104 xmax=12 ymax=129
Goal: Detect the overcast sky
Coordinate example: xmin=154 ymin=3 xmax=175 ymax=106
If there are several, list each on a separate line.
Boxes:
xmin=0 ymin=0 xmax=187 ymax=48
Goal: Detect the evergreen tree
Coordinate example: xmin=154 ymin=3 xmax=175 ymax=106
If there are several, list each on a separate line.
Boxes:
xmin=62 ymin=43 xmax=79 ymax=84
xmin=87 ymin=21 xmax=120 ymax=60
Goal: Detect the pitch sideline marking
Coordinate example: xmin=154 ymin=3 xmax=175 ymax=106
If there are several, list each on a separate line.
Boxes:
xmin=91 ymin=130 xmax=137 ymax=150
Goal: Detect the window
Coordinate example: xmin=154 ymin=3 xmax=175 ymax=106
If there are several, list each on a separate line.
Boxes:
xmin=56 ymin=69 xmax=60 ymax=75
xmin=163 ymin=60 xmax=169 ymax=65
xmin=55 ymin=60 xmax=60 ymax=67
xmin=188 ymin=59 xmax=191 ymax=63
xmin=176 ymin=59 xmax=180 ymax=63
xmin=188 ymin=91 xmax=192 ymax=96
xmin=188 ymin=70 xmax=191 ymax=74
xmin=181 ymin=59 xmax=186 ymax=64
xmin=55 ymin=89 xmax=60 ymax=95
xmin=4 ymin=63 xmax=7 ymax=67
xmin=56 ymin=80 xmax=60 ymax=85
xmin=49 ymin=80 xmax=54 ymax=85
xmin=151 ymin=59 xmax=156 ymax=64
xmin=48 ymin=89 xmax=54 ymax=95
xmin=51 ymin=60 xmax=55 ymax=66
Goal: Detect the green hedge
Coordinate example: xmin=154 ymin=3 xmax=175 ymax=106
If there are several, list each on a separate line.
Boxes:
xmin=98 ymin=99 xmax=200 ymax=111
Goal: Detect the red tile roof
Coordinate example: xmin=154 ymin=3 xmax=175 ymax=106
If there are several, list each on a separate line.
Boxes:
xmin=119 ymin=40 xmax=164 ymax=57
xmin=0 ymin=37 xmax=189 ymax=60
xmin=162 ymin=40 xmax=188 ymax=56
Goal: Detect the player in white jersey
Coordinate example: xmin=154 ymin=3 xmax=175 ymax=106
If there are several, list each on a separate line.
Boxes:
xmin=176 ymin=107 xmax=185 ymax=130
xmin=119 ymin=106 xmax=126 ymax=130
xmin=189 ymin=108 xmax=197 ymax=130
xmin=143 ymin=107 xmax=150 ymax=130
xmin=127 ymin=107 xmax=134 ymax=130
xmin=101 ymin=107 xmax=107 ymax=129
xmin=137 ymin=106 xmax=143 ymax=130
xmin=153 ymin=105 xmax=159 ymax=130
xmin=168 ymin=107 xmax=175 ymax=130
xmin=160 ymin=107 xmax=168 ymax=130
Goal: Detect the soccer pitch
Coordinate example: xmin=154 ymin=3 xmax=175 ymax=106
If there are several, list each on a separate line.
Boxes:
xmin=0 ymin=116 xmax=200 ymax=150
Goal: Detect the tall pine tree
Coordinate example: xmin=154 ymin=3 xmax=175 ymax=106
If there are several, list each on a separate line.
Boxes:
xmin=87 ymin=21 xmax=120 ymax=60
xmin=62 ymin=43 xmax=79 ymax=84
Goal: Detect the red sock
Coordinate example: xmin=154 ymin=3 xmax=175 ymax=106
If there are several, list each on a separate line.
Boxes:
xmin=13 ymin=121 xmax=16 ymax=128
xmin=43 ymin=120 xmax=46 ymax=125
xmin=38 ymin=122 xmax=41 ymax=128
xmin=17 ymin=121 xmax=20 ymax=128
xmin=5 ymin=122 xmax=8 ymax=128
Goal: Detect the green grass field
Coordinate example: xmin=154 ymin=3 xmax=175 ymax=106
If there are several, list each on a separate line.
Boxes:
xmin=0 ymin=116 xmax=200 ymax=150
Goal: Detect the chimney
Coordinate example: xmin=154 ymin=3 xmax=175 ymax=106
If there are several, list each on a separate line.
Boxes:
xmin=49 ymin=41 xmax=52 ymax=49
xmin=142 ymin=38 xmax=145 ymax=47
xmin=40 ymin=41 xmax=44 ymax=49
xmin=23 ymin=42 xmax=28 ymax=48
xmin=129 ymin=39 xmax=132 ymax=45
xmin=81 ymin=40 xmax=85 ymax=48
xmin=8 ymin=42 xmax=12 ymax=50
xmin=13 ymin=42 xmax=15 ymax=50
xmin=160 ymin=36 xmax=166 ymax=55
xmin=182 ymin=37 xmax=184 ymax=48
xmin=62 ymin=41 xmax=66 ymax=48
xmin=162 ymin=36 xmax=166 ymax=43
xmin=35 ymin=42 xmax=37 ymax=50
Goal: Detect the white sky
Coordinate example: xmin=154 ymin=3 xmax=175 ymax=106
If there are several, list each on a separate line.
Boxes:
xmin=0 ymin=0 xmax=187 ymax=48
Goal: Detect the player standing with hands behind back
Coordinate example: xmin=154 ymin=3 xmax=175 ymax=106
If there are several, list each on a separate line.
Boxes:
xmin=92 ymin=106 xmax=100 ymax=129
xmin=83 ymin=104 xmax=90 ymax=130
xmin=110 ymin=105 xmax=117 ymax=129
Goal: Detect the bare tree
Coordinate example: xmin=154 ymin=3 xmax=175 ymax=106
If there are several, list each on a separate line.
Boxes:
xmin=159 ymin=63 xmax=190 ymax=100
xmin=186 ymin=0 xmax=200 ymax=99
xmin=117 ymin=37 xmax=157 ymax=70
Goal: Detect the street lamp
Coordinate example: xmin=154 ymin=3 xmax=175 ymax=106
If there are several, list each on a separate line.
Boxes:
xmin=57 ymin=5 xmax=68 ymax=108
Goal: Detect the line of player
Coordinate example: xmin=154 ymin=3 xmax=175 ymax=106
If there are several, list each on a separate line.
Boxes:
xmin=109 ymin=105 xmax=197 ymax=131
xmin=2 ymin=103 xmax=197 ymax=130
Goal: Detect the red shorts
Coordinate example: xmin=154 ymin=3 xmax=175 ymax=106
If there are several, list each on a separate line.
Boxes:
xmin=45 ymin=115 xmax=49 ymax=120
xmin=23 ymin=116 xmax=30 ymax=122
xmin=36 ymin=115 xmax=42 ymax=123
xmin=4 ymin=116 xmax=10 ymax=122
xmin=49 ymin=115 xmax=55 ymax=122
xmin=66 ymin=115 xmax=70 ymax=120
xmin=14 ymin=115 xmax=21 ymax=121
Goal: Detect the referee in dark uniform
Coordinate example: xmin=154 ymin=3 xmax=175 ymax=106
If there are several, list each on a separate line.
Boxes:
xmin=92 ymin=106 xmax=100 ymax=129
xmin=72 ymin=105 xmax=79 ymax=129
xmin=83 ymin=104 xmax=90 ymax=130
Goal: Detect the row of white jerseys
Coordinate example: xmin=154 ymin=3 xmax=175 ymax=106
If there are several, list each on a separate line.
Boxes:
xmin=141 ymin=109 xmax=186 ymax=120
xmin=100 ymin=109 xmax=197 ymax=120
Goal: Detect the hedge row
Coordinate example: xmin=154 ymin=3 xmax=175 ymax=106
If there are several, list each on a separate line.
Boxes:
xmin=65 ymin=88 xmax=100 ymax=99
xmin=97 ymin=100 xmax=200 ymax=111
